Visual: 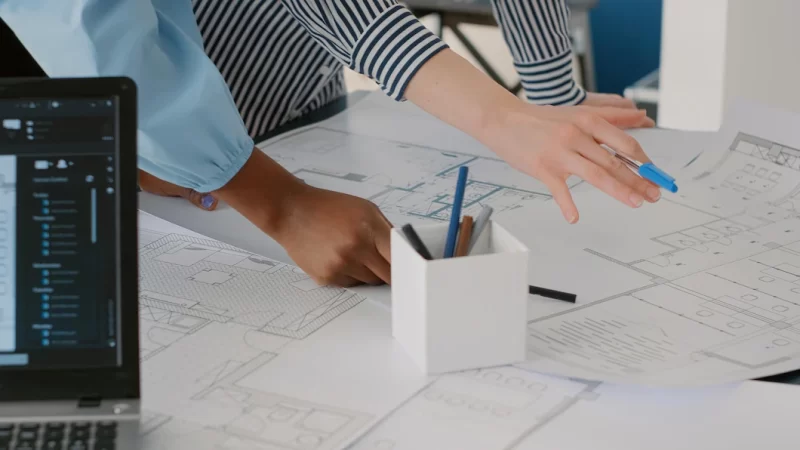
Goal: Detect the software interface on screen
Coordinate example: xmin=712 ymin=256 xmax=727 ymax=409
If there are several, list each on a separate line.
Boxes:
xmin=0 ymin=97 xmax=121 ymax=370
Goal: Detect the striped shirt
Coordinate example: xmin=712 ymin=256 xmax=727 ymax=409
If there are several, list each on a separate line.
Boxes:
xmin=193 ymin=0 xmax=586 ymax=139
xmin=0 ymin=0 xmax=585 ymax=192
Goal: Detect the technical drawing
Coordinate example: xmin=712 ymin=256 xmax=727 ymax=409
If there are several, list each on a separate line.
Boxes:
xmin=520 ymin=131 xmax=800 ymax=385
xmin=139 ymin=233 xmax=365 ymax=339
xmin=259 ymin=127 xmax=568 ymax=225
xmin=140 ymin=319 xmax=374 ymax=450
xmin=348 ymin=367 xmax=598 ymax=450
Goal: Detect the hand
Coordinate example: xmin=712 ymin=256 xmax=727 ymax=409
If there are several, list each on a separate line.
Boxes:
xmin=479 ymin=103 xmax=662 ymax=224
xmin=138 ymin=169 xmax=219 ymax=210
xmin=581 ymin=92 xmax=644 ymax=117
xmin=402 ymin=49 xmax=660 ymax=224
xmin=272 ymin=186 xmax=393 ymax=287
xmin=212 ymin=149 xmax=392 ymax=288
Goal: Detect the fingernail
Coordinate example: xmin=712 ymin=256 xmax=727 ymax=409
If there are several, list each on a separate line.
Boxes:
xmin=629 ymin=193 xmax=644 ymax=208
xmin=647 ymin=187 xmax=661 ymax=202
xmin=201 ymin=194 xmax=215 ymax=209
xmin=568 ymin=214 xmax=578 ymax=224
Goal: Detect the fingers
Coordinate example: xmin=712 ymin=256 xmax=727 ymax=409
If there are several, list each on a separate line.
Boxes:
xmin=576 ymin=142 xmax=661 ymax=204
xmin=346 ymin=264 xmax=385 ymax=286
xmin=570 ymin=113 xmax=661 ymax=203
xmin=185 ymin=190 xmax=219 ymax=211
xmin=138 ymin=169 xmax=218 ymax=211
xmin=565 ymin=151 xmax=644 ymax=209
xmin=591 ymin=107 xmax=655 ymax=130
xmin=364 ymin=250 xmax=391 ymax=285
xmin=320 ymin=274 xmax=361 ymax=288
xmin=542 ymin=175 xmax=579 ymax=224
xmin=577 ymin=114 xmax=652 ymax=163
xmin=606 ymin=94 xmax=637 ymax=110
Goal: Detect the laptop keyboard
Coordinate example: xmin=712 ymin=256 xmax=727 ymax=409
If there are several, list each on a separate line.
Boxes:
xmin=0 ymin=421 xmax=116 ymax=450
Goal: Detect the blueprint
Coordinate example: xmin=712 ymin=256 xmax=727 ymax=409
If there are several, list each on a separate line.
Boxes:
xmin=136 ymin=214 xmax=609 ymax=450
xmin=507 ymin=101 xmax=800 ymax=385
xmin=260 ymin=126 xmax=563 ymax=226
xmin=137 ymin=217 xmax=800 ymax=450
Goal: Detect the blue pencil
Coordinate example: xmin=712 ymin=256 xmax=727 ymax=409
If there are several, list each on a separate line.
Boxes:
xmin=444 ymin=166 xmax=469 ymax=258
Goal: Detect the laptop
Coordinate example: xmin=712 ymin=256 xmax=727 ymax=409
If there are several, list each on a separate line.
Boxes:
xmin=0 ymin=78 xmax=141 ymax=449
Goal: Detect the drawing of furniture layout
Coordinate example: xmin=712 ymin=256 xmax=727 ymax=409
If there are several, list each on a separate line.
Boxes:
xmin=522 ymin=132 xmax=800 ymax=384
xmin=139 ymin=316 xmax=374 ymax=450
xmin=349 ymin=367 xmax=598 ymax=450
xmin=139 ymin=233 xmax=365 ymax=340
xmin=259 ymin=127 xmax=562 ymax=225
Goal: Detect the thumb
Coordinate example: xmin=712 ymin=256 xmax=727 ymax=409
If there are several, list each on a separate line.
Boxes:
xmin=138 ymin=169 xmax=218 ymax=211
xmin=594 ymin=107 xmax=655 ymax=130
xmin=183 ymin=190 xmax=219 ymax=211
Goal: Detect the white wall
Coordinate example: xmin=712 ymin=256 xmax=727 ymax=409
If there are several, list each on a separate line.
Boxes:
xmin=659 ymin=0 xmax=800 ymax=131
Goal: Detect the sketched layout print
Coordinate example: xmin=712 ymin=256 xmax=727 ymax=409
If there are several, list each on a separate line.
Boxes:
xmin=523 ymin=132 xmax=800 ymax=384
xmin=348 ymin=367 xmax=599 ymax=450
xmin=259 ymin=127 xmax=574 ymax=225
xmin=139 ymin=232 xmax=365 ymax=341
xmin=137 ymin=227 xmax=374 ymax=449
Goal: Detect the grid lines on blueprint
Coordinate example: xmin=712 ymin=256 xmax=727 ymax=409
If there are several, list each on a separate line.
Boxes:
xmin=139 ymin=233 xmax=364 ymax=340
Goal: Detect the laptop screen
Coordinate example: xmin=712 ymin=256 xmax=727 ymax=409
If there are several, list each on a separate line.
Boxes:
xmin=0 ymin=97 xmax=121 ymax=370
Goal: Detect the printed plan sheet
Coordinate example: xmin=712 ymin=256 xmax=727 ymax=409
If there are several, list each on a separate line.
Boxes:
xmin=138 ymin=212 xmax=800 ymax=450
xmin=138 ymin=91 xmax=800 ymax=388
xmin=508 ymin=100 xmax=800 ymax=385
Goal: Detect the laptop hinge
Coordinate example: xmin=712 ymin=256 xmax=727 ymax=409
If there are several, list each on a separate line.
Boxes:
xmin=77 ymin=395 xmax=102 ymax=408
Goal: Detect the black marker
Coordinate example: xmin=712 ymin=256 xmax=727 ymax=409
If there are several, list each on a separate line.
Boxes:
xmin=401 ymin=224 xmax=433 ymax=260
xmin=529 ymin=285 xmax=577 ymax=304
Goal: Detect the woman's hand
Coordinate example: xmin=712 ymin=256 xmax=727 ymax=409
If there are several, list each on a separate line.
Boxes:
xmin=139 ymin=169 xmax=219 ymax=211
xmin=480 ymin=103 xmax=661 ymax=223
xmin=139 ymin=150 xmax=392 ymax=288
xmin=581 ymin=92 xmax=642 ymax=116
xmin=404 ymin=49 xmax=661 ymax=224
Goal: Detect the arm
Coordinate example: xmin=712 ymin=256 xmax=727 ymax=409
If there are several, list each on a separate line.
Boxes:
xmin=1 ymin=0 xmax=393 ymax=287
xmin=491 ymin=0 xmax=637 ymax=109
xmin=279 ymin=0 xmax=448 ymax=100
xmin=281 ymin=0 xmax=658 ymax=222
xmin=491 ymin=0 xmax=585 ymax=105
xmin=0 ymin=0 xmax=253 ymax=193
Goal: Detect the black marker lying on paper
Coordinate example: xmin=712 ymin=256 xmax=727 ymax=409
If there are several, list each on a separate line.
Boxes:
xmin=529 ymin=285 xmax=577 ymax=304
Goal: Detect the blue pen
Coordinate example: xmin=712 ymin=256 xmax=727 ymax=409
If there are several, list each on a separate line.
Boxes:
xmin=444 ymin=166 xmax=469 ymax=258
xmin=606 ymin=146 xmax=678 ymax=193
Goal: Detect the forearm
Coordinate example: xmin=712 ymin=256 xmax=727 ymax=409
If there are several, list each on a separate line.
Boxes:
xmin=0 ymin=0 xmax=254 ymax=192
xmin=280 ymin=0 xmax=448 ymax=100
xmin=403 ymin=49 xmax=523 ymax=145
xmin=213 ymin=150 xmax=306 ymax=236
xmin=491 ymin=0 xmax=586 ymax=105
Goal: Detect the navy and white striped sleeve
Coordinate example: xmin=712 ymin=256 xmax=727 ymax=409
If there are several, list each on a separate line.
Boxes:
xmin=491 ymin=0 xmax=586 ymax=106
xmin=279 ymin=0 xmax=448 ymax=100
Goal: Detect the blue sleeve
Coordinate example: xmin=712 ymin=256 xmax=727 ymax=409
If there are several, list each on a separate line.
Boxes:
xmin=0 ymin=0 xmax=254 ymax=192
xmin=491 ymin=0 xmax=586 ymax=106
xmin=280 ymin=0 xmax=449 ymax=101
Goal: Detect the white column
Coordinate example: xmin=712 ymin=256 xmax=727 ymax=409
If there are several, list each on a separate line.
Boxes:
xmin=659 ymin=0 xmax=800 ymax=131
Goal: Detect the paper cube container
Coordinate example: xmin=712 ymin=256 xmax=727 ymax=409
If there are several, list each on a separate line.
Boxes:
xmin=391 ymin=221 xmax=529 ymax=374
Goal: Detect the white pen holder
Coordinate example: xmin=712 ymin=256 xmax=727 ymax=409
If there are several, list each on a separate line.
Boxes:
xmin=391 ymin=221 xmax=529 ymax=374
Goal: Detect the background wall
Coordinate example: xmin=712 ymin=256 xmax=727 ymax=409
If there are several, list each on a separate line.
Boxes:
xmin=589 ymin=0 xmax=663 ymax=95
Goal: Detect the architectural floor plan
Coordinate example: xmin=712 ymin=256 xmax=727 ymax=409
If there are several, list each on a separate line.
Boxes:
xmin=138 ymin=219 xmax=375 ymax=449
xmin=136 ymin=95 xmax=800 ymax=449
xmin=514 ymin=127 xmax=800 ymax=385
xmin=259 ymin=127 xmax=570 ymax=226
xmin=137 ymin=217 xmax=607 ymax=450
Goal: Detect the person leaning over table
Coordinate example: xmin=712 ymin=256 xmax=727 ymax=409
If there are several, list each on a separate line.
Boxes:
xmin=0 ymin=0 xmax=660 ymax=288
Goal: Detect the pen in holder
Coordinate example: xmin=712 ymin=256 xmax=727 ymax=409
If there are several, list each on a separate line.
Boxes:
xmin=391 ymin=221 xmax=529 ymax=374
